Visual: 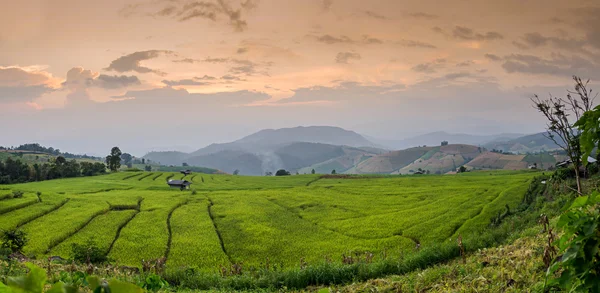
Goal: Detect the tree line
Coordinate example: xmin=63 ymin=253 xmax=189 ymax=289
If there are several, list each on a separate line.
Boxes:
xmin=0 ymin=156 xmax=106 ymax=184
xmin=0 ymin=143 xmax=102 ymax=160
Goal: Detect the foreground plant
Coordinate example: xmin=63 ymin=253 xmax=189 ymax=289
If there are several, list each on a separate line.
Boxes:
xmin=0 ymin=263 xmax=143 ymax=293
xmin=547 ymin=191 xmax=600 ymax=292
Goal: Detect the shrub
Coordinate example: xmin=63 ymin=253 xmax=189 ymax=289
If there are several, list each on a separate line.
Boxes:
xmin=547 ymin=192 xmax=600 ymax=292
xmin=36 ymin=191 xmax=42 ymax=202
xmin=191 ymin=189 xmax=197 ymax=195
xmin=71 ymin=239 xmax=108 ymax=264
xmin=142 ymin=274 xmax=169 ymax=292
xmin=11 ymin=191 xmax=24 ymax=199
xmin=1 ymin=229 xmax=28 ymax=253
xmin=275 ymin=169 xmax=291 ymax=176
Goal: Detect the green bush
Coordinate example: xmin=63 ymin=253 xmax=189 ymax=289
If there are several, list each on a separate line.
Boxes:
xmin=71 ymin=239 xmax=108 ymax=264
xmin=11 ymin=191 xmax=24 ymax=199
xmin=1 ymin=229 xmax=28 ymax=253
xmin=547 ymin=192 xmax=600 ymax=292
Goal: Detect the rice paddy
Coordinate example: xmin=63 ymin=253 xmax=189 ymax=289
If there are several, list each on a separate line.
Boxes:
xmin=0 ymin=170 xmax=537 ymax=273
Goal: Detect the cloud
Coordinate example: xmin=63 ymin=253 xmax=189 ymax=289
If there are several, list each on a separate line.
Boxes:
xmin=411 ymin=58 xmax=446 ymax=73
xmin=195 ymin=75 xmax=218 ymax=80
xmin=321 ymin=0 xmax=333 ymax=11
xmin=407 ymin=12 xmax=438 ymax=19
xmin=364 ymin=11 xmax=386 ymax=20
xmin=434 ymin=26 xmax=503 ymax=41
xmin=456 ymin=61 xmax=473 ymax=67
xmin=522 ymin=32 xmax=548 ymax=47
xmin=237 ymin=47 xmax=248 ymax=54
xmin=397 ymin=39 xmax=437 ymax=49
xmin=96 ymin=75 xmax=141 ymax=89
xmin=313 ymin=34 xmax=383 ymax=45
xmin=105 ymin=50 xmax=173 ymax=75
xmin=0 ymin=66 xmax=59 ymax=103
xmin=162 ymin=79 xmax=211 ymax=86
xmin=173 ymin=58 xmax=200 ymax=63
xmin=484 ymin=54 xmax=502 ymax=61
xmin=335 ymin=52 xmax=361 ymax=64
xmin=203 ymin=57 xmax=270 ymax=75
xmin=315 ymin=34 xmax=353 ymax=44
xmin=501 ymin=53 xmax=600 ymax=78
xmin=452 ymin=26 xmax=503 ymax=41
xmin=152 ymin=0 xmax=254 ymax=32
xmin=221 ymin=74 xmax=246 ymax=81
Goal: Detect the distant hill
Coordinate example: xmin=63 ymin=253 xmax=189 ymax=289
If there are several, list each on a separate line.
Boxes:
xmin=190 ymin=126 xmax=377 ymax=157
xmin=370 ymin=131 xmax=524 ymax=150
xmin=144 ymin=126 xmax=379 ymax=175
xmin=483 ymin=132 xmax=560 ymax=153
xmin=353 ymin=144 xmax=483 ymax=174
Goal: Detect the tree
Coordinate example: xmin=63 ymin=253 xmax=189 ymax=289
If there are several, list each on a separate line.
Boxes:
xmin=182 ymin=162 xmax=189 ymax=167
xmin=532 ymin=76 xmax=594 ymax=194
xmin=142 ymin=158 xmax=145 ymax=164
xmin=233 ymin=169 xmax=240 ymax=175
xmin=331 ymin=169 xmax=336 ymax=174
xmin=441 ymin=141 xmax=448 ymax=146
xmin=458 ymin=166 xmax=467 ymax=173
xmin=311 ymin=169 xmax=315 ymax=174
xmin=265 ymin=171 xmax=273 ymax=176
xmin=106 ymin=147 xmax=122 ymax=172
xmin=121 ymin=153 xmax=133 ymax=168
xmin=275 ymin=169 xmax=291 ymax=176
xmin=144 ymin=165 xmax=152 ymax=171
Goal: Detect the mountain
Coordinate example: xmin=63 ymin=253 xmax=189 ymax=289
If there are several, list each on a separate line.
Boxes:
xmin=483 ymin=132 xmax=560 ymax=153
xmin=370 ymin=132 xmax=525 ymax=150
xmin=190 ymin=126 xmax=376 ymax=157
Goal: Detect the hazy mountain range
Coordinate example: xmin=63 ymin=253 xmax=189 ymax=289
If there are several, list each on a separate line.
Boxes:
xmin=143 ymin=126 xmax=560 ymax=175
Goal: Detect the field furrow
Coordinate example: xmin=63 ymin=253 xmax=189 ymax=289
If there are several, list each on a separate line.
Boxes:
xmin=167 ymin=200 xmax=230 ymax=271
xmin=50 ymin=210 xmax=138 ymax=258
xmin=19 ymin=199 xmax=109 ymax=256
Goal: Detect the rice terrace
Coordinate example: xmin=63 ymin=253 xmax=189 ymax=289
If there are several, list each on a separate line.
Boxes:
xmin=0 ymin=170 xmax=535 ymax=270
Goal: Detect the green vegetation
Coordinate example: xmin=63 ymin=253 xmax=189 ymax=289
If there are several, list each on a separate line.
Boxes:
xmin=0 ymin=170 xmax=538 ymax=274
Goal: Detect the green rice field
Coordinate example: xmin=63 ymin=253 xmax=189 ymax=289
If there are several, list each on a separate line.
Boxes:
xmin=0 ymin=170 xmax=536 ymax=273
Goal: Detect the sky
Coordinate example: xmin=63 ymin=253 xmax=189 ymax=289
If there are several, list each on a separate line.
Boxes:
xmin=1 ymin=0 xmax=600 ymax=156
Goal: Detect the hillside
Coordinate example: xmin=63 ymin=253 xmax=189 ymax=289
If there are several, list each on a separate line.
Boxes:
xmin=371 ymin=131 xmax=524 ymax=150
xmin=484 ymin=132 xmax=560 ymax=153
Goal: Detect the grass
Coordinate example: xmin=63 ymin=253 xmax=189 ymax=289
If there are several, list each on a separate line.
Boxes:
xmin=0 ymin=170 xmax=541 ymax=288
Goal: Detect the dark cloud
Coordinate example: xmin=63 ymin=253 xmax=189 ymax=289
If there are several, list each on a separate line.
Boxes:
xmin=456 ymin=61 xmax=473 ymax=67
xmin=484 ymin=54 xmax=502 ymax=61
xmin=313 ymin=34 xmax=383 ymax=45
xmin=315 ymin=34 xmax=353 ymax=44
xmin=221 ymin=74 xmax=246 ymax=81
xmin=173 ymin=58 xmax=200 ymax=63
xmin=104 ymin=50 xmax=173 ymax=75
xmin=501 ymin=53 xmax=599 ymax=78
xmin=162 ymin=79 xmax=211 ymax=86
xmin=451 ymin=26 xmax=503 ymax=41
xmin=512 ymin=41 xmax=529 ymax=50
xmin=96 ymin=74 xmax=141 ymax=89
xmin=364 ymin=11 xmax=386 ymax=20
xmin=434 ymin=26 xmax=503 ymax=41
xmin=335 ymin=52 xmax=361 ymax=64
xmin=523 ymin=32 xmax=548 ymax=47
xmin=195 ymin=75 xmax=218 ymax=80
xmin=237 ymin=47 xmax=248 ymax=54
xmin=397 ymin=39 xmax=437 ymax=49
xmin=411 ymin=59 xmax=446 ymax=73
xmin=202 ymin=57 xmax=270 ymax=76
xmin=407 ymin=12 xmax=438 ymax=19
xmin=321 ymin=0 xmax=333 ymax=11
xmin=172 ymin=0 xmax=252 ymax=32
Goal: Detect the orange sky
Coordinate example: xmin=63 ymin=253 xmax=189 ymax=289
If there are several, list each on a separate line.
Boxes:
xmin=1 ymin=0 xmax=599 ymax=154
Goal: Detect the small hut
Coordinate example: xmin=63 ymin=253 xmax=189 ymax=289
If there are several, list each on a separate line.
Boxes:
xmin=167 ymin=179 xmax=192 ymax=190
xmin=180 ymin=170 xmax=192 ymax=176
